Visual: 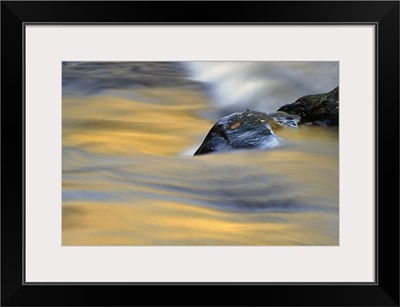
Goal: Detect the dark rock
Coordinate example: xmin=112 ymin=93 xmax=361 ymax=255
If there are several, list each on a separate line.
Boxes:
xmin=267 ymin=111 xmax=302 ymax=128
xmin=277 ymin=87 xmax=339 ymax=125
xmin=193 ymin=87 xmax=339 ymax=156
xmin=194 ymin=111 xmax=285 ymax=156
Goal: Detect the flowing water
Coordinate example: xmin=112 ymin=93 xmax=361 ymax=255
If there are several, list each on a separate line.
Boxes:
xmin=62 ymin=62 xmax=339 ymax=246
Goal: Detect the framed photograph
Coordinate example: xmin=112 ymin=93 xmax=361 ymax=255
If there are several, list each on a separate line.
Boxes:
xmin=2 ymin=1 xmax=399 ymax=306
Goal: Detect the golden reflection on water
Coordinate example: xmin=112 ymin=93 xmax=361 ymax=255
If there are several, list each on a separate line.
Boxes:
xmin=63 ymin=88 xmax=214 ymax=156
xmin=63 ymin=87 xmax=339 ymax=246
xmin=62 ymin=200 xmax=337 ymax=246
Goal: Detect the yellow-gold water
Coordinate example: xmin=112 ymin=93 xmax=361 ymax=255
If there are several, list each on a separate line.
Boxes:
xmin=62 ymin=63 xmax=339 ymax=246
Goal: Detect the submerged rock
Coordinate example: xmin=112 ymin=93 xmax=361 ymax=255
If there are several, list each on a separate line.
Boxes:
xmin=278 ymin=86 xmax=339 ymax=125
xmin=194 ymin=110 xmax=296 ymax=156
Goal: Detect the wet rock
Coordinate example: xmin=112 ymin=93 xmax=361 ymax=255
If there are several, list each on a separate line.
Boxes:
xmin=277 ymin=87 xmax=339 ymax=125
xmin=194 ymin=110 xmax=285 ymax=156
xmin=267 ymin=111 xmax=302 ymax=128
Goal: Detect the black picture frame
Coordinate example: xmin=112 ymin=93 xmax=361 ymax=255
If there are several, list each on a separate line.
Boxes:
xmin=1 ymin=1 xmax=399 ymax=306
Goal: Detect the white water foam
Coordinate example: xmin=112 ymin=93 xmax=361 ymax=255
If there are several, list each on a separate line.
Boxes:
xmin=182 ymin=61 xmax=339 ymax=116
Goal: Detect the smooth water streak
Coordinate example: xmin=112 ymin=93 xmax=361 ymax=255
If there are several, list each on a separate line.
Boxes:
xmin=62 ymin=61 xmax=339 ymax=246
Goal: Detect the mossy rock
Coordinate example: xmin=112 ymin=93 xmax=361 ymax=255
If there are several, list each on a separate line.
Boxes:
xmin=278 ymin=86 xmax=339 ymax=125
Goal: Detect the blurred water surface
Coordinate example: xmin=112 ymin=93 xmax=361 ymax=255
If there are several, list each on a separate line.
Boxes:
xmin=62 ymin=62 xmax=339 ymax=246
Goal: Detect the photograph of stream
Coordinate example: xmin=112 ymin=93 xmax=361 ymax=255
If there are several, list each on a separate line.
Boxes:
xmin=62 ymin=61 xmax=339 ymax=246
